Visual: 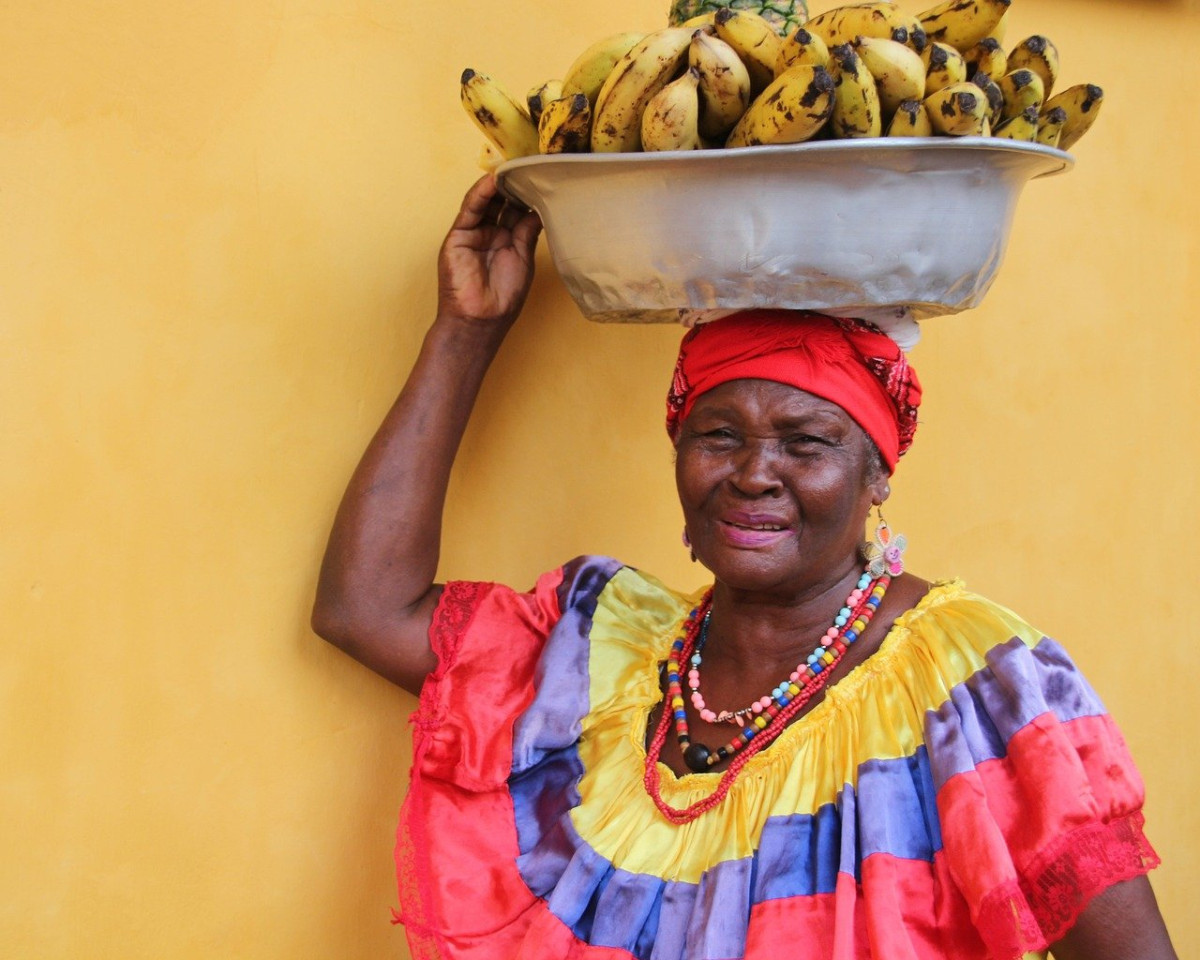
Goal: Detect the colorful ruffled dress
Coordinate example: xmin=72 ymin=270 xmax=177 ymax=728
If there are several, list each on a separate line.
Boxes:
xmin=394 ymin=556 xmax=1158 ymax=960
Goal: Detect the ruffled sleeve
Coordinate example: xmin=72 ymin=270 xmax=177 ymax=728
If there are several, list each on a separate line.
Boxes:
xmin=921 ymin=595 xmax=1160 ymax=959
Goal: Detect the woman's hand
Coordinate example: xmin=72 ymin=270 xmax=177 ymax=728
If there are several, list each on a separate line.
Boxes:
xmin=437 ymin=174 xmax=542 ymax=332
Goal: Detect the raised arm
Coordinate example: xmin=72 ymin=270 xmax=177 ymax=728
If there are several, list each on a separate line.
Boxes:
xmin=312 ymin=175 xmax=541 ymax=694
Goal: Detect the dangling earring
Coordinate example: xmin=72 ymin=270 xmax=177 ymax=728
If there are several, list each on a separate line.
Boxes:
xmin=865 ymin=505 xmax=907 ymax=578
xmin=682 ymin=528 xmax=697 ymax=563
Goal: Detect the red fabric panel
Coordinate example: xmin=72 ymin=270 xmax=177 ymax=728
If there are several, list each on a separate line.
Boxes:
xmin=745 ymin=855 xmax=989 ymax=960
xmin=936 ymin=712 xmax=1159 ymax=958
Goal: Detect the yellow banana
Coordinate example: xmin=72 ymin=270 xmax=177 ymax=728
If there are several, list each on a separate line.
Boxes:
xmin=1035 ymin=105 xmax=1067 ymax=147
xmin=803 ymin=2 xmax=911 ymax=49
xmin=829 ymin=43 xmax=883 ymax=138
xmin=641 ymin=67 xmax=703 ymax=151
xmin=776 ymin=27 xmax=831 ymax=75
xmin=562 ymin=32 xmax=647 ymax=107
xmin=923 ymin=42 xmax=967 ymax=97
xmin=992 ymin=105 xmax=1038 ymax=141
xmin=887 ymin=98 xmax=933 ymax=135
xmin=726 ymin=63 xmax=835 ymax=146
xmin=924 ymin=81 xmax=989 ymax=135
xmin=1042 ymin=83 xmax=1103 ymax=150
xmin=997 ymin=68 xmax=1044 ymax=122
xmin=591 ymin=27 xmax=695 ymax=152
xmin=526 ymin=80 xmax=564 ymax=126
xmin=477 ymin=141 xmax=504 ymax=171
xmin=690 ymin=31 xmax=752 ymax=140
xmin=682 ymin=12 xmax=717 ymax=28
xmin=1006 ymin=35 xmax=1059 ymax=98
xmin=962 ymin=37 xmax=1007 ymax=83
xmin=714 ymin=8 xmax=783 ymax=96
xmin=538 ymin=93 xmax=592 ymax=153
xmin=853 ymin=36 xmax=925 ymax=118
xmin=970 ymin=70 xmax=1004 ymax=124
xmin=460 ymin=69 xmax=540 ymax=160
xmin=918 ymin=0 xmax=1011 ymax=53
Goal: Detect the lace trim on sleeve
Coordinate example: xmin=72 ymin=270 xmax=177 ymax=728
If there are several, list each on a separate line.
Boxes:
xmin=408 ymin=580 xmax=487 ymax=741
xmin=394 ymin=580 xmax=491 ymax=957
xmin=975 ymin=810 xmax=1160 ymax=959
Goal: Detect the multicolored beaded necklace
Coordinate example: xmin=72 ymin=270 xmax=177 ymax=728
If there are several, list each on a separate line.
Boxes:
xmin=643 ymin=568 xmax=892 ymax=825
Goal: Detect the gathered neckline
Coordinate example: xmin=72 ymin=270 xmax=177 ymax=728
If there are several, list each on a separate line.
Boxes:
xmin=633 ymin=579 xmax=968 ymax=788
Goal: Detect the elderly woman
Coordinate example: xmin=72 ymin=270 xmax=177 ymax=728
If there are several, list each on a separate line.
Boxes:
xmin=312 ymin=176 xmax=1176 ymax=960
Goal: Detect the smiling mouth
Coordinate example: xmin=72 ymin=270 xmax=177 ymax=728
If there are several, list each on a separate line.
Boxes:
xmin=727 ymin=522 xmax=786 ymax=531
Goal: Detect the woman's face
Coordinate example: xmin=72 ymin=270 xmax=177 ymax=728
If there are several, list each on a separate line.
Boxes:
xmin=674 ymin=379 xmax=888 ymax=597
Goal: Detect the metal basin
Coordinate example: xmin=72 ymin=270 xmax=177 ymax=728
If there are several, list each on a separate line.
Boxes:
xmin=496 ymin=138 xmax=1073 ymax=323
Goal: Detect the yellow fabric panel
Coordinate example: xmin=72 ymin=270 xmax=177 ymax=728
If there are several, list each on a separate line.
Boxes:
xmin=572 ymin=568 xmax=1048 ymax=882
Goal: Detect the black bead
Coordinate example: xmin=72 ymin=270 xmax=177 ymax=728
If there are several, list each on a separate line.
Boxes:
xmin=683 ymin=742 xmax=712 ymax=773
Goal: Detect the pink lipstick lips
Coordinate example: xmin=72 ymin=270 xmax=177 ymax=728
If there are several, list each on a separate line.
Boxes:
xmin=718 ymin=512 xmax=792 ymax=548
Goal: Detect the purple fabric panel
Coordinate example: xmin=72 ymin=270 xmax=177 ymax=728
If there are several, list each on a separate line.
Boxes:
xmin=510 ymin=556 xmax=623 ymax=777
xmin=925 ymin=635 xmax=1108 ymax=790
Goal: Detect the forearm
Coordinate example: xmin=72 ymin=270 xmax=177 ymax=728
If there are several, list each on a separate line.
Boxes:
xmin=312 ymin=313 xmax=506 ymax=659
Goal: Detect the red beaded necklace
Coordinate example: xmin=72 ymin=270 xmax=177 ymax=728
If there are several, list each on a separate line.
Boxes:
xmin=643 ymin=570 xmax=892 ymax=825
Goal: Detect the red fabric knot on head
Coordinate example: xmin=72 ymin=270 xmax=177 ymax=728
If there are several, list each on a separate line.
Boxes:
xmin=664 ymin=310 xmax=922 ymax=472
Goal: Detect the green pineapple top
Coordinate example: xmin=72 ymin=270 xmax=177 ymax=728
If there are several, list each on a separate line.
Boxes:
xmin=666 ymin=0 xmax=809 ymax=35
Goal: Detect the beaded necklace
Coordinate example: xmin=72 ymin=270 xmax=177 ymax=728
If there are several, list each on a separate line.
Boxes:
xmin=643 ymin=569 xmax=892 ymax=825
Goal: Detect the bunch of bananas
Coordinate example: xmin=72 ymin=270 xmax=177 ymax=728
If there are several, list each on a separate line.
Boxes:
xmin=461 ymin=0 xmax=1103 ymax=163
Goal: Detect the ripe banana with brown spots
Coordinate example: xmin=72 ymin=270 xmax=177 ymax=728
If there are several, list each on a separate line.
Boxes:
xmin=714 ymin=7 xmax=783 ymax=96
xmin=854 ymin=36 xmax=925 ymax=118
xmin=925 ymin=81 xmax=990 ymax=135
xmin=918 ymin=0 xmax=1011 ymax=53
xmin=887 ymin=98 xmax=932 ymax=135
xmin=997 ymin=67 xmax=1045 ymax=122
xmin=641 ymin=67 xmax=704 ymax=151
xmin=460 ymin=69 xmax=539 ymax=160
xmin=992 ymin=105 xmax=1038 ymax=140
xmin=776 ymin=27 xmax=831 ymax=75
xmin=690 ymin=30 xmax=752 ymax=140
xmin=1036 ymin=105 xmax=1067 ymax=147
xmin=829 ymin=43 xmax=883 ymax=138
xmin=527 ymin=80 xmax=564 ymax=126
xmin=726 ymin=63 xmax=835 ymax=146
xmin=538 ymin=93 xmax=592 ymax=153
xmin=562 ymin=32 xmax=646 ymax=106
xmin=923 ymin=42 xmax=968 ymax=96
xmin=803 ymin=2 xmax=912 ymax=49
xmin=591 ymin=27 xmax=695 ymax=152
xmin=962 ymin=37 xmax=1007 ymax=83
xmin=1042 ymin=83 xmax=1103 ymax=150
xmin=1007 ymin=35 xmax=1059 ymax=98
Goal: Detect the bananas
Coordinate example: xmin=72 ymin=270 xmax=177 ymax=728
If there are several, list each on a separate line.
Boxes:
xmin=829 ymin=44 xmax=883 ymax=138
xmin=459 ymin=2 xmax=1106 ymax=158
xmin=562 ymin=33 xmax=646 ymax=106
xmin=690 ymin=31 xmax=752 ymax=140
xmin=887 ymin=98 xmax=933 ymax=136
xmin=853 ymin=36 xmax=925 ymax=118
xmin=642 ymin=67 xmax=704 ymax=150
xmin=592 ymin=27 xmax=695 ymax=152
xmin=776 ymin=27 xmax=831 ymax=74
xmin=714 ymin=8 xmax=782 ymax=95
xmin=539 ymin=93 xmax=592 ymax=153
xmin=1042 ymin=83 xmax=1103 ymax=150
xmin=1007 ymin=34 xmax=1059 ymax=97
xmin=726 ymin=63 xmax=835 ymax=146
xmin=925 ymin=81 xmax=990 ymax=135
xmin=804 ymin=3 xmax=912 ymax=48
xmin=918 ymin=0 xmax=1011 ymax=53
xmin=460 ymin=69 xmax=539 ymax=160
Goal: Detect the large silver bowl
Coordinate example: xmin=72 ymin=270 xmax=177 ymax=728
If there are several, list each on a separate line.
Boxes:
xmin=495 ymin=138 xmax=1073 ymax=323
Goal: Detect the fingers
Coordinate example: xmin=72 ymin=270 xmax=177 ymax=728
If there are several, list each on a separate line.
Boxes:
xmin=453 ymin=175 xmax=535 ymax=234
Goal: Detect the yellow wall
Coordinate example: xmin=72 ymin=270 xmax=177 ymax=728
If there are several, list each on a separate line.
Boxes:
xmin=2 ymin=0 xmax=1196 ymax=956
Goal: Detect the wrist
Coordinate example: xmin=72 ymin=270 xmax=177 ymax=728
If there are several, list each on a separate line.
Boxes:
xmin=426 ymin=311 xmax=511 ymax=361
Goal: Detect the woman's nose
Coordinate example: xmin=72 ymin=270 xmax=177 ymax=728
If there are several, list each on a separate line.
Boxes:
xmin=729 ymin=441 xmax=780 ymax=495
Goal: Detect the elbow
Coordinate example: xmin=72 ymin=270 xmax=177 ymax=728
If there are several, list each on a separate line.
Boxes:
xmin=310 ymin=591 xmax=359 ymax=654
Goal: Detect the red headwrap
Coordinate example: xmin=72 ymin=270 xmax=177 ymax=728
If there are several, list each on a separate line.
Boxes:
xmin=665 ymin=310 xmax=921 ymax=472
